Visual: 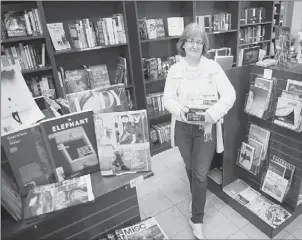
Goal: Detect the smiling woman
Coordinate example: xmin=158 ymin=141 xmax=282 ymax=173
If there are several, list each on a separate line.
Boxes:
xmin=163 ymin=22 xmax=236 ymax=240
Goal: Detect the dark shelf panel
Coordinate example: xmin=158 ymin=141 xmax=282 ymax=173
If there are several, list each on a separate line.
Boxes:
xmin=1 ymin=35 xmax=45 ymax=44
xmin=145 ymin=77 xmax=166 ymax=85
xmin=149 ymin=111 xmax=171 ymax=121
xmin=21 ymin=66 xmax=53 ymax=74
xmin=141 ymin=36 xmax=180 ymax=43
xmin=240 ymin=21 xmax=272 ymax=27
xmin=151 ymin=141 xmax=171 ymax=156
xmin=239 ymin=40 xmax=270 ymax=47
xmin=53 ymin=43 xmax=128 ymax=55
xmin=208 ymin=29 xmax=238 ymax=35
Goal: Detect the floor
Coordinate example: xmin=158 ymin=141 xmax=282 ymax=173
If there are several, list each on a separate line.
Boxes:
xmin=136 ymin=147 xmax=302 ymax=239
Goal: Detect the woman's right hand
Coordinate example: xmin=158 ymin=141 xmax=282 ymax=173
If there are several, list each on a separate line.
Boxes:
xmin=180 ymin=107 xmax=189 ymax=122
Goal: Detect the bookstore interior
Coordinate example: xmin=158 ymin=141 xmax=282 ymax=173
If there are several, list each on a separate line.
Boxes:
xmin=1 ymin=0 xmax=302 ymax=239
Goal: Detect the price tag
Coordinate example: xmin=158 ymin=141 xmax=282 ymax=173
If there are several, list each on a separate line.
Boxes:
xmin=263 ymin=68 xmax=272 ymax=79
xmin=130 ymin=175 xmax=144 ymax=188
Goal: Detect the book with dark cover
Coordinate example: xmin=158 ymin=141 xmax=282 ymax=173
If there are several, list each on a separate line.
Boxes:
xmin=113 ymin=57 xmax=127 ymax=85
xmin=94 ymin=110 xmax=151 ymax=176
xmin=23 ymin=174 xmax=94 ymax=220
xmin=154 ymin=18 xmax=165 ymax=38
xmin=138 ymin=18 xmax=148 ymax=40
xmin=92 ymin=83 xmax=129 ymax=114
xmin=2 ymin=124 xmax=57 ymax=195
xmin=39 ymin=110 xmax=99 ymax=181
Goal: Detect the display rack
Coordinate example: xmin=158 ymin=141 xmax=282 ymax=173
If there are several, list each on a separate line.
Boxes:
xmin=206 ymin=64 xmax=302 ymax=238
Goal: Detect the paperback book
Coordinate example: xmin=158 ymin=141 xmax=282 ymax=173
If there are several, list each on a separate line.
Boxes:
xmin=237 ymin=142 xmax=255 ymax=171
xmin=39 ymin=110 xmax=99 ymax=181
xmin=2 ymin=123 xmax=57 ymax=196
xmin=47 ymin=23 xmax=71 ymax=51
xmin=248 ymin=124 xmax=270 ymax=161
xmin=23 ymin=174 xmax=94 ymax=219
xmin=235 ymin=186 xmax=261 ymax=206
xmin=223 ymin=179 xmax=250 ymax=199
xmin=94 ymin=110 xmax=151 ymax=176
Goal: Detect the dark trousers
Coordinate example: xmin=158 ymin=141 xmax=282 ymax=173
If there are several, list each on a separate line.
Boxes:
xmin=175 ymin=120 xmax=216 ymax=224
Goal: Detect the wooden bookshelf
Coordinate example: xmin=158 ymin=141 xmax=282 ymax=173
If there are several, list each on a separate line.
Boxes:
xmin=1 ymin=35 xmax=45 ymax=44
xmin=240 ymin=21 xmax=272 ymax=27
xmin=21 ymin=65 xmax=53 ymax=74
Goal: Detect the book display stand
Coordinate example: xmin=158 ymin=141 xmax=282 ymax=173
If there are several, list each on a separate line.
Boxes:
xmin=206 ymin=64 xmax=302 ymax=238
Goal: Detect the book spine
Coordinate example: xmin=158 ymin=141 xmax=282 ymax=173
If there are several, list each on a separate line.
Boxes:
xmin=101 ymin=19 xmax=109 ymax=45
xmin=10 ymin=46 xmax=21 ymax=68
xmin=23 ymin=10 xmax=33 ymax=35
xmin=31 ymin=8 xmax=41 ymax=35
xmin=28 ymin=10 xmax=37 ymax=36
xmin=15 ymin=46 xmax=26 ymax=70
xmin=18 ymin=43 xmax=29 ymax=69
xmin=34 ymin=8 xmax=43 ymax=35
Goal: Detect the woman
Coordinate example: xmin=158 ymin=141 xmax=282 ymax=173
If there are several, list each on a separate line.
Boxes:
xmin=163 ymin=23 xmax=236 ymax=239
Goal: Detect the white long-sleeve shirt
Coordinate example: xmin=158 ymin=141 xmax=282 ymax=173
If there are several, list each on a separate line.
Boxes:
xmin=163 ymin=57 xmax=236 ymax=153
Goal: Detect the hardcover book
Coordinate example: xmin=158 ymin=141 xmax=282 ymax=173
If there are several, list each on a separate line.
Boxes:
xmin=39 ymin=110 xmax=99 ymax=181
xmin=94 ymin=110 xmax=151 ymax=176
xmin=2 ymin=124 xmax=57 ymax=195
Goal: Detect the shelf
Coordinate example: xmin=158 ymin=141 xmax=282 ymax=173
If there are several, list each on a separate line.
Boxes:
xmin=21 ymin=66 xmax=53 ymax=74
xmin=1 ymin=35 xmax=45 ymax=44
xmin=208 ymin=29 xmax=238 ymax=35
xmin=239 ymin=40 xmax=270 ymax=47
xmin=141 ymin=36 xmax=180 ymax=43
xmin=240 ymin=21 xmax=272 ymax=27
xmin=151 ymin=141 xmax=171 ymax=156
xmin=149 ymin=111 xmax=171 ymax=121
xmin=145 ymin=77 xmax=166 ymax=85
xmin=53 ymin=43 xmax=128 ymax=55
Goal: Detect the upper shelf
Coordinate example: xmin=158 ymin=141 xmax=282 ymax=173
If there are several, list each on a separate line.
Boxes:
xmin=1 ymin=35 xmax=45 ymax=44
xmin=240 ymin=21 xmax=272 ymax=27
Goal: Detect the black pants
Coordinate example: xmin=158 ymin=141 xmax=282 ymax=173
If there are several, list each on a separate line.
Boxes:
xmin=175 ymin=120 xmax=216 ymax=224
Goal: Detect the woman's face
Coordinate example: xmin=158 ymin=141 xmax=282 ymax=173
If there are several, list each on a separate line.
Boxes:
xmin=183 ymin=32 xmax=204 ymax=59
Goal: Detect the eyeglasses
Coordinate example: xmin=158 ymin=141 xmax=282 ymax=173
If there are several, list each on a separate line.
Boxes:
xmin=186 ymin=39 xmax=204 ymax=46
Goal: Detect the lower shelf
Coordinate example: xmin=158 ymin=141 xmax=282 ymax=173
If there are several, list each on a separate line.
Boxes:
xmin=151 ymin=141 xmax=171 ymax=156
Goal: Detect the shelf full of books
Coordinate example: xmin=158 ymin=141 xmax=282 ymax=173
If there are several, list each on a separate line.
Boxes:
xmin=1 ymin=64 xmax=152 ymax=225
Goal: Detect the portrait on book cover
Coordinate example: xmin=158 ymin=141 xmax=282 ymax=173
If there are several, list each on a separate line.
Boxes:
xmin=1 ymin=65 xmax=44 ymax=134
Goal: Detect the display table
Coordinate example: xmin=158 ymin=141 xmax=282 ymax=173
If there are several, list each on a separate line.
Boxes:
xmin=1 ymin=171 xmax=154 ymax=240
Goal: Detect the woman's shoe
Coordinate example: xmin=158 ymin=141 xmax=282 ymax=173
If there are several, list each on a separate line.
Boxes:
xmin=189 ymin=220 xmax=205 ymax=239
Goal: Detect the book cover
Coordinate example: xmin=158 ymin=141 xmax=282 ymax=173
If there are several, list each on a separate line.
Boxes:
xmin=260 ymin=204 xmax=291 ymax=228
xmin=2 ymin=124 xmax=57 ymax=195
xmin=113 ymin=57 xmax=127 ymax=85
xmin=39 ymin=110 xmax=99 ymax=181
xmin=223 ymin=179 xmax=250 ymax=199
xmin=47 ymin=22 xmax=71 ymax=51
xmin=248 ymin=137 xmax=264 ymax=174
xmin=94 ymin=110 xmax=151 ymax=176
xmin=1 ymin=65 xmax=45 ymax=135
xmin=23 ymin=174 xmax=94 ymax=219
xmin=245 ymin=85 xmax=270 ymax=118
xmin=89 ymin=64 xmax=110 ymax=88
xmin=286 ymin=79 xmax=302 ymax=98
xmin=92 ymin=83 xmax=129 ymax=114
xmin=154 ymin=18 xmax=165 ymax=38
xmin=238 ymin=142 xmax=255 ymax=171
xmin=146 ymin=19 xmax=157 ymax=39
xmin=235 ymin=186 xmax=261 ymax=206
xmin=3 ymin=11 xmax=27 ymax=37
xmin=64 ymin=69 xmax=91 ymax=94
xmin=242 ymin=46 xmax=260 ymax=66
xmin=138 ymin=18 xmax=148 ymax=40
xmin=246 ymin=195 xmax=273 ymax=217
xmin=167 ymin=17 xmax=184 ymax=36
xmin=66 ymin=90 xmax=96 ymax=113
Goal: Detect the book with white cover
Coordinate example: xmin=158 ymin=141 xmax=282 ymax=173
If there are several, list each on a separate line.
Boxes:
xmin=47 ymin=23 xmax=71 ymax=51
xmin=237 ymin=142 xmax=255 ymax=171
xmin=167 ymin=17 xmax=184 ymax=36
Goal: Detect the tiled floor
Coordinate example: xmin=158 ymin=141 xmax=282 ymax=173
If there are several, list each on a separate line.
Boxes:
xmin=136 ymin=147 xmax=302 ymax=239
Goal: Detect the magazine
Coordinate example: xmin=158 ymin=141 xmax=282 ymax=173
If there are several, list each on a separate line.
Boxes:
xmin=104 ymin=217 xmax=168 ymax=240
xmin=1 ymin=65 xmax=45 ymax=134
xmin=237 ymin=142 xmax=255 ymax=171
xmin=248 ymin=137 xmax=264 ymax=175
xmin=23 ymin=174 xmax=94 ymax=219
xmin=94 ymin=110 xmax=151 ymax=176
xmin=260 ymin=204 xmax=291 ymax=228
xmin=235 ymin=186 xmax=261 ymax=206
xmin=246 ymin=195 xmax=273 ymax=217
xmin=245 ymin=85 xmax=271 ymax=118
xmin=286 ymin=79 xmax=302 ymax=98
xmin=223 ymin=179 xmax=250 ymax=199
xmin=248 ymin=124 xmax=270 ymax=161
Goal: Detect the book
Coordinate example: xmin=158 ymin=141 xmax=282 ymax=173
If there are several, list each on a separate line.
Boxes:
xmin=3 ymin=11 xmax=27 ymax=37
xmin=64 ymin=69 xmax=91 ymax=94
xmin=23 ymin=174 xmax=94 ymax=219
xmin=103 ymin=217 xmax=168 ymax=239
xmin=245 ymin=85 xmax=270 ymax=118
xmin=1 ymin=124 xmax=57 ymax=196
xmin=154 ymin=18 xmax=165 ymax=38
xmin=248 ymin=124 xmax=270 ymax=161
xmin=167 ymin=17 xmax=184 ymax=36
xmin=247 ymin=137 xmax=264 ymax=175
xmin=246 ymin=195 xmax=273 ymax=217
xmin=113 ymin=57 xmax=127 ymax=85
xmin=39 ymin=110 xmax=99 ymax=181
xmin=223 ymin=179 xmax=250 ymax=199
xmin=235 ymin=186 xmax=261 ymax=206
xmin=47 ymin=23 xmax=71 ymax=51
xmin=260 ymin=204 xmax=291 ymax=228
xmin=1 ymin=65 xmax=45 ymax=135
xmin=237 ymin=142 xmax=255 ymax=171
xmin=94 ymin=110 xmax=151 ymax=176
xmin=286 ymin=79 xmax=302 ymax=98
xmin=138 ymin=18 xmax=148 ymax=40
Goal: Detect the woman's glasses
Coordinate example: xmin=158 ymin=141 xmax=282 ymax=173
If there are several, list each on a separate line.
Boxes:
xmin=186 ymin=39 xmax=204 ymax=47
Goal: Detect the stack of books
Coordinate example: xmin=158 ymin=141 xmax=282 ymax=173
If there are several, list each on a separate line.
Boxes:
xmin=273 ymin=79 xmax=302 ymax=132
xmin=150 ymin=122 xmax=171 ymax=145
xmin=146 ymin=92 xmax=168 ymax=116
xmin=24 ymin=74 xmax=56 ymax=99
xmin=196 ymin=13 xmax=232 ymax=32
xmin=239 ymin=25 xmax=266 ymax=44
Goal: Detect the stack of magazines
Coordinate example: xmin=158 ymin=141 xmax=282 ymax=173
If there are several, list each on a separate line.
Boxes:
xmin=237 ymin=124 xmax=270 ymax=175
xmin=100 ymin=217 xmax=168 ymax=240
xmin=245 ymin=76 xmax=277 ymax=119
xmin=273 ymin=79 xmax=302 ymax=132
xmin=261 ymin=155 xmax=295 ymax=203
xmin=223 ymin=179 xmax=292 ymax=228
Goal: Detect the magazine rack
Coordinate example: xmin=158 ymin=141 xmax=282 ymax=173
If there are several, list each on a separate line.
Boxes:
xmin=205 ymin=64 xmax=302 ymax=239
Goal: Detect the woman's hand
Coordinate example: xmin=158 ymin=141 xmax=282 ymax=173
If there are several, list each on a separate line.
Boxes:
xmin=180 ymin=107 xmax=189 ymax=121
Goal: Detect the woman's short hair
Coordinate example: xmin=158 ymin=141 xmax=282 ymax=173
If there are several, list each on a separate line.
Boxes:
xmin=176 ymin=23 xmax=209 ymax=57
